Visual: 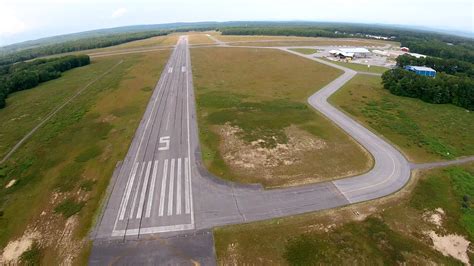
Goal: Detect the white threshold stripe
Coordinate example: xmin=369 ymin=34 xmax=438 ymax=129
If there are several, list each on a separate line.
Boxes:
xmin=158 ymin=159 xmax=169 ymax=216
xmin=145 ymin=160 xmax=159 ymax=218
xmin=176 ymin=158 xmax=182 ymax=215
xmin=119 ymin=162 xmax=139 ymax=220
xmin=184 ymin=157 xmax=190 ymax=214
xmin=129 ymin=163 xmax=145 ymax=219
xmin=111 ymin=223 xmax=195 ymax=237
xmin=167 ymin=159 xmax=175 ymax=216
xmin=168 ymin=67 xmax=173 ymax=73
xmin=136 ymin=161 xmax=152 ymax=219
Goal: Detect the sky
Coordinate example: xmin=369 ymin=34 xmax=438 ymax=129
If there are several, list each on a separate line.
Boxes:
xmin=0 ymin=0 xmax=473 ymax=46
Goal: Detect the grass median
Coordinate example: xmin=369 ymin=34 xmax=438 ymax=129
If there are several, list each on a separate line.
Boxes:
xmin=191 ymin=47 xmax=373 ymax=188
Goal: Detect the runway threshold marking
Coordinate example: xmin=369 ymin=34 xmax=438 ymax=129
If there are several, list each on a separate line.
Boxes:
xmin=158 ymin=159 xmax=169 ymax=216
xmin=145 ymin=160 xmax=159 ymax=218
xmin=176 ymin=158 xmax=182 ymax=215
xmin=129 ymin=163 xmax=145 ymax=219
xmin=167 ymin=159 xmax=175 ymax=216
xmin=119 ymin=162 xmax=139 ymax=220
xmin=136 ymin=161 xmax=152 ymax=218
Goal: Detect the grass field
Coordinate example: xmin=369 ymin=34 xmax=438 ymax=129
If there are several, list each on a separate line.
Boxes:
xmin=191 ymin=47 xmax=372 ymax=187
xmin=187 ymin=32 xmax=216 ymax=44
xmin=0 ymin=50 xmax=171 ymax=264
xmin=330 ymin=75 xmax=474 ymax=162
xmin=322 ymin=58 xmax=390 ymax=74
xmin=214 ymin=163 xmax=474 ymax=265
xmin=217 ymin=35 xmax=399 ymax=47
xmin=288 ymin=48 xmax=318 ymax=55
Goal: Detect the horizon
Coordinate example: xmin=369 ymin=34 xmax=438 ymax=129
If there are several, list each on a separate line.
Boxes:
xmin=0 ymin=0 xmax=472 ymax=46
xmin=1 ymin=20 xmax=472 ymax=49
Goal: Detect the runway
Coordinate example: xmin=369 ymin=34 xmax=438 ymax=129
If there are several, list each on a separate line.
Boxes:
xmin=91 ymin=37 xmax=421 ymax=263
xmin=95 ymin=36 xmax=195 ymax=239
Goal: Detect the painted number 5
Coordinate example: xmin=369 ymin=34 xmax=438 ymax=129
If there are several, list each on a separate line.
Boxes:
xmin=158 ymin=136 xmax=170 ymax=151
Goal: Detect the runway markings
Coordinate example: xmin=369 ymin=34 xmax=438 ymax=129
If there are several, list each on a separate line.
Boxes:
xmin=113 ymin=157 xmax=192 ymax=220
xmin=176 ymin=158 xmax=182 ymax=215
xmin=145 ymin=160 xmax=159 ymax=218
xmin=118 ymin=162 xmax=139 ymax=220
xmin=158 ymin=159 xmax=169 ymax=217
xmin=136 ymin=161 xmax=152 ymax=219
xmin=184 ymin=157 xmax=190 ymax=214
xmin=181 ymin=66 xmax=187 ymax=72
xmin=167 ymin=159 xmax=175 ymax=216
xmin=129 ymin=163 xmax=145 ymax=219
xmin=168 ymin=67 xmax=173 ymax=73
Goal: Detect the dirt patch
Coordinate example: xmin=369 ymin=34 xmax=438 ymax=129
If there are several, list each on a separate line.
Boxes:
xmin=423 ymin=208 xmax=445 ymax=227
xmin=0 ymin=231 xmax=40 ymax=264
xmin=427 ymin=231 xmax=470 ymax=265
xmin=5 ymin=179 xmax=16 ymax=188
xmin=218 ymin=124 xmax=326 ymax=182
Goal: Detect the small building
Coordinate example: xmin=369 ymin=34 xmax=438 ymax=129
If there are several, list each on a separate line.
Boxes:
xmin=405 ymin=65 xmax=436 ymax=77
xmin=400 ymin=47 xmax=410 ymax=52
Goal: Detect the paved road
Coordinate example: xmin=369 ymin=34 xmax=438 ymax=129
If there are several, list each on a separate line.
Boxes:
xmin=91 ymin=38 xmax=471 ymax=263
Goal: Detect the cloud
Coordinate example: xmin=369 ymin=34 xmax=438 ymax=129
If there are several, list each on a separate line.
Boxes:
xmin=111 ymin=8 xmax=127 ymax=19
xmin=0 ymin=11 xmax=27 ymax=36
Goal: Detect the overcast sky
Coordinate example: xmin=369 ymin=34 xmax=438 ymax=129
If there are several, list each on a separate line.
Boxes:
xmin=0 ymin=0 xmax=473 ymax=46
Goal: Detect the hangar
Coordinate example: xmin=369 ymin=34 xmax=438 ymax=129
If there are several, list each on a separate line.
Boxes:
xmin=329 ymin=48 xmax=371 ymax=58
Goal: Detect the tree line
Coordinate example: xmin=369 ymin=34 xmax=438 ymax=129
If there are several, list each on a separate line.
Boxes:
xmin=381 ymin=68 xmax=473 ymax=111
xmin=219 ymin=25 xmax=474 ymax=64
xmin=0 ymin=30 xmax=169 ymax=66
xmin=220 ymin=27 xmax=341 ymax=38
xmin=396 ymin=54 xmax=474 ymax=78
xmin=0 ymin=55 xmax=90 ymax=108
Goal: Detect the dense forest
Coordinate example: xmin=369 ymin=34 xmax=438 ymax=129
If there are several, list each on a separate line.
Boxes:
xmin=0 ymin=31 xmax=169 ymax=66
xmin=381 ymin=68 xmax=474 ymax=111
xmin=0 ymin=55 xmax=90 ymax=108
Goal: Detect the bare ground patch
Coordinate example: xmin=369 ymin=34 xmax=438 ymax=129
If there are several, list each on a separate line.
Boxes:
xmin=217 ymin=123 xmax=370 ymax=187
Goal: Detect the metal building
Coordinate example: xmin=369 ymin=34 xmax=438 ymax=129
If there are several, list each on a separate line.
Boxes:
xmin=404 ymin=65 xmax=436 ymax=77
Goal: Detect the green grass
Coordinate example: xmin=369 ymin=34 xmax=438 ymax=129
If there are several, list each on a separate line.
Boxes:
xmin=20 ymin=241 xmax=42 ymax=265
xmin=330 ymin=74 xmax=474 ymax=162
xmin=54 ymin=198 xmax=85 ymax=218
xmin=214 ymin=164 xmax=474 ymax=265
xmin=0 ymin=50 xmax=171 ymax=264
xmin=410 ymin=167 xmax=474 ymax=240
xmin=192 ymin=47 xmax=372 ymax=187
xmin=289 ymin=48 xmax=318 ymax=55
xmin=322 ymin=58 xmax=389 ymax=74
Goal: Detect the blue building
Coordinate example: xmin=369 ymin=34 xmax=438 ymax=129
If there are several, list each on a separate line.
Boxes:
xmin=404 ymin=65 xmax=436 ymax=77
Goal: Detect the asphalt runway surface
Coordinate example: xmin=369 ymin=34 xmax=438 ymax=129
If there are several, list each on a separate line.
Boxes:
xmin=90 ymin=37 xmax=472 ymax=264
